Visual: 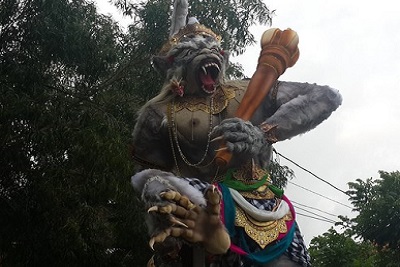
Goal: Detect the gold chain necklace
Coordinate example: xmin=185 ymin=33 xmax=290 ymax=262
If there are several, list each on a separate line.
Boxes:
xmin=168 ymin=96 xmax=215 ymax=172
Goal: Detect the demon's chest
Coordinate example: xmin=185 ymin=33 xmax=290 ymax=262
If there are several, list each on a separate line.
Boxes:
xmin=171 ymin=109 xmax=219 ymax=145
xmin=167 ymin=87 xmax=240 ymax=144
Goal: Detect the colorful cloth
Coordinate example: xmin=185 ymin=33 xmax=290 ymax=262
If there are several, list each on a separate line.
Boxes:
xmin=184 ymin=177 xmax=311 ymax=267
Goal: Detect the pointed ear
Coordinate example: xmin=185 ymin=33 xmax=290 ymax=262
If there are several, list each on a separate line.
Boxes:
xmin=152 ymin=55 xmax=172 ymax=75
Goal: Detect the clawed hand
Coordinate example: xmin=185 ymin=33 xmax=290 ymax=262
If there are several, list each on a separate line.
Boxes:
xmin=147 ymin=185 xmax=230 ymax=255
xmin=211 ymin=118 xmax=266 ymax=156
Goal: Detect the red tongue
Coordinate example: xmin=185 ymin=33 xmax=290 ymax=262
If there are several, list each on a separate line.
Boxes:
xmin=199 ymin=72 xmax=215 ymax=91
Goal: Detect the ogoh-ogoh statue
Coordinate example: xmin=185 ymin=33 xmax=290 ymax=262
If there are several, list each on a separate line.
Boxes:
xmin=131 ymin=1 xmax=342 ymax=266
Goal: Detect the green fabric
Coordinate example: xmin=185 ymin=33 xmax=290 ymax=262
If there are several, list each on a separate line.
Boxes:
xmin=221 ymin=169 xmax=285 ymax=197
xmin=268 ymin=184 xmax=284 ymax=198
xmin=221 ymin=169 xmax=268 ymax=191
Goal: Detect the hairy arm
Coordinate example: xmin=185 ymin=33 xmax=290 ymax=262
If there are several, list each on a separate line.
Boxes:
xmin=210 ymin=80 xmax=341 ymax=167
xmin=131 ymin=104 xmax=174 ymax=171
xmin=259 ymin=81 xmax=342 ymax=142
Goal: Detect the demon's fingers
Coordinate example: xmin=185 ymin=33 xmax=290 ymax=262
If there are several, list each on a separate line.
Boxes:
xmin=160 ymin=191 xmax=197 ymax=210
xmin=148 ymin=203 xmax=198 ymax=220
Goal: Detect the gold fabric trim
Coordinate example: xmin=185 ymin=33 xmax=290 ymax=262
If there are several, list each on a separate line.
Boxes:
xmin=235 ymin=206 xmax=292 ymax=249
xmin=173 ymin=86 xmax=235 ymax=114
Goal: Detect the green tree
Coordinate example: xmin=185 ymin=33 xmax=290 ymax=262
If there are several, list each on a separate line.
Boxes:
xmin=311 ymin=171 xmax=400 ymax=267
xmin=309 ymin=228 xmax=376 ymax=267
xmin=342 ymin=171 xmax=400 ymax=266
xmin=0 ymin=0 xmax=146 ymax=265
xmin=1 ymin=0 xmax=274 ymax=265
xmin=347 ymin=171 xmax=400 ymax=250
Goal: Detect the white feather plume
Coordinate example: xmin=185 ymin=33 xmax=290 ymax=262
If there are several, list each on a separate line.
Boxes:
xmin=169 ymin=0 xmax=189 ymax=37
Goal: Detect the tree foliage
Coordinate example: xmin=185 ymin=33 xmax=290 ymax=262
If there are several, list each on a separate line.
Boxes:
xmin=309 ymin=228 xmax=376 ymax=267
xmin=268 ymin=155 xmax=295 ymax=189
xmin=188 ymin=0 xmax=272 ymax=55
xmin=0 ymin=0 xmax=273 ymax=265
xmin=112 ymin=0 xmax=273 ymax=55
xmin=1 ymin=0 xmax=147 ymax=265
xmin=346 ymin=171 xmax=400 ymax=250
xmin=310 ymin=171 xmax=400 ymax=267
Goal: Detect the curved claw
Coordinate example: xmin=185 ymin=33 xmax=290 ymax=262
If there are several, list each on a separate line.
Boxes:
xmin=148 ymin=206 xmax=158 ymax=213
xmin=210 ymin=135 xmax=224 ymax=143
xmin=210 ymin=185 xmax=217 ymax=193
xmin=214 ymin=146 xmax=228 ymax=152
xmin=149 ymin=238 xmax=155 ymax=251
xmin=205 ymin=185 xmax=222 ymax=206
xmin=170 ymin=217 xmax=189 ymax=228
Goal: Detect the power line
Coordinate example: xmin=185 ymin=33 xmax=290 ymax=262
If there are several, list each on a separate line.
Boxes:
xmin=293 ymin=205 xmax=337 ymax=223
xmin=291 ymin=200 xmax=338 ymax=218
xmin=289 ymin=181 xmax=353 ymax=209
xmin=274 ymin=149 xmax=350 ymax=197
xmin=296 ymin=212 xmax=336 ymax=224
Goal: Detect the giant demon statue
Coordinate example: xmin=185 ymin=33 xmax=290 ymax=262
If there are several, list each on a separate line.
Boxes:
xmin=131 ymin=0 xmax=342 ymax=266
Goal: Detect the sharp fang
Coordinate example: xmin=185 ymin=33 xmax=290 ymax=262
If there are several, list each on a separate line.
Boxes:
xmin=202 ymin=66 xmax=207 ymax=74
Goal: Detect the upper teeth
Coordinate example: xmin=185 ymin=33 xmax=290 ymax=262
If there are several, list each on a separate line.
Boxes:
xmin=201 ymin=63 xmax=220 ymax=74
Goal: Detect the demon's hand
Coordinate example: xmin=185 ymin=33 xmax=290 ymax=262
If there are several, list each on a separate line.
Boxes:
xmin=147 ymin=185 xmax=230 ymax=255
xmin=211 ymin=118 xmax=268 ymax=158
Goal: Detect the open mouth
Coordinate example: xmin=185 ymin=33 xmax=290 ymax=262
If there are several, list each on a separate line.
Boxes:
xmin=198 ymin=61 xmax=221 ymax=94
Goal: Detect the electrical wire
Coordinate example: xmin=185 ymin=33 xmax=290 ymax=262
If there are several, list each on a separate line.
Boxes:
xmin=274 ymin=149 xmax=350 ymax=197
xmin=289 ymin=181 xmax=353 ymax=209
xmin=291 ymin=200 xmax=338 ymax=217
xmin=293 ymin=205 xmax=337 ymax=223
xmin=296 ymin=212 xmax=336 ymax=224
